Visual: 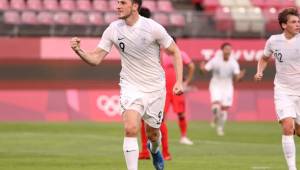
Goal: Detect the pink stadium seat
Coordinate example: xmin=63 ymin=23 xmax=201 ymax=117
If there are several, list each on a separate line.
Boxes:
xmin=71 ymin=12 xmax=88 ymax=25
xmin=93 ymin=0 xmax=109 ymax=11
xmin=77 ymin=0 xmax=92 ymax=11
xmin=157 ymin=0 xmax=173 ymax=12
xmin=21 ymin=11 xmax=37 ymax=25
xmin=54 ymin=11 xmax=70 ymax=25
xmin=4 ymin=11 xmax=20 ymax=24
xmin=10 ymin=0 xmax=26 ymax=10
xmin=43 ymin=0 xmax=59 ymax=10
xmin=108 ymin=0 xmax=117 ymax=11
xmin=88 ymin=12 xmax=104 ymax=25
xmin=142 ymin=0 xmax=157 ymax=12
xmin=262 ymin=8 xmax=280 ymax=32
xmin=214 ymin=7 xmax=233 ymax=32
xmin=104 ymin=12 xmax=118 ymax=24
xmin=0 ymin=0 xmax=9 ymax=10
xmin=153 ymin=13 xmax=169 ymax=26
xmin=27 ymin=0 xmax=42 ymax=10
xmin=203 ymin=0 xmax=220 ymax=13
xmin=60 ymin=0 xmax=76 ymax=11
xmin=37 ymin=11 xmax=54 ymax=25
xmin=169 ymin=13 xmax=185 ymax=27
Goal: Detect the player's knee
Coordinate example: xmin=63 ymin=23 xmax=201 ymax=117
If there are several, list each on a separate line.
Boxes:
xmin=282 ymin=125 xmax=294 ymax=135
xmin=124 ymin=124 xmax=138 ymax=137
xmin=147 ymin=131 xmax=160 ymax=142
xmin=178 ymin=113 xmax=185 ymax=120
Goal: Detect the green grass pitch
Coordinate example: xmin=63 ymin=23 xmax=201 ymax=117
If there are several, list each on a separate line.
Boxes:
xmin=0 ymin=121 xmax=298 ymax=170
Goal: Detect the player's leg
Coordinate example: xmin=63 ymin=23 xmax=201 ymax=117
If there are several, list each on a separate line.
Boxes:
xmin=210 ymin=102 xmax=221 ymax=128
xmin=275 ymin=92 xmax=297 ymax=170
xmin=123 ymin=109 xmax=141 ymax=170
xmin=160 ymin=119 xmax=171 ymax=160
xmin=216 ymin=106 xmax=229 ymax=136
xmin=209 ymin=84 xmax=222 ymax=128
xmin=138 ymin=120 xmax=150 ymax=160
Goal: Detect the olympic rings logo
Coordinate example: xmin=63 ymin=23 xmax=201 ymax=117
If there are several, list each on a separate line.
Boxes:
xmin=96 ymin=95 xmax=121 ymax=117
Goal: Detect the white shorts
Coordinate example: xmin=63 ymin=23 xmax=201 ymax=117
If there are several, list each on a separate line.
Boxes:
xmin=120 ymin=85 xmax=166 ymax=128
xmin=274 ymin=90 xmax=300 ymax=123
xmin=209 ymin=83 xmax=233 ymax=107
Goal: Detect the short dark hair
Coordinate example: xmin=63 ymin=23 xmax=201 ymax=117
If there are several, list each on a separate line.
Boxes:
xmin=132 ymin=0 xmax=142 ymax=10
xmin=278 ymin=7 xmax=299 ymax=30
xmin=139 ymin=7 xmax=151 ymax=18
xmin=220 ymin=42 xmax=231 ymax=49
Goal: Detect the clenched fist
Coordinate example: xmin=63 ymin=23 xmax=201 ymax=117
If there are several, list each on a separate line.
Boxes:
xmin=70 ymin=37 xmax=81 ymax=51
xmin=254 ymin=72 xmax=263 ymax=82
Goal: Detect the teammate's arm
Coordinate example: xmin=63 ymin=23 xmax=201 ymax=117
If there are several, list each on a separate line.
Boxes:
xmin=254 ymin=55 xmax=271 ymax=81
xmin=71 ymin=37 xmax=108 ymax=66
xmin=165 ymin=42 xmax=184 ymax=95
xmin=199 ymin=61 xmax=208 ymax=74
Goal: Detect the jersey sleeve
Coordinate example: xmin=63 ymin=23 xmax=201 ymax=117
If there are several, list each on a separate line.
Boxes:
xmin=263 ymin=36 xmax=273 ymax=57
xmin=233 ymin=60 xmax=241 ymax=75
xmin=97 ymin=24 xmax=113 ymax=52
xmin=181 ymin=51 xmax=192 ymax=65
xmin=152 ymin=22 xmax=173 ymax=49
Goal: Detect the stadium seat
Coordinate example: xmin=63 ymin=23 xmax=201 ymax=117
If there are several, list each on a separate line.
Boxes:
xmin=37 ymin=11 xmax=54 ymax=25
xmin=296 ymin=0 xmax=300 ymax=7
xmin=262 ymin=8 xmax=280 ymax=32
xmin=93 ymin=0 xmax=109 ymax=11
xmin=88 ymin=12 xmax=104 ymax=25
xmin=27 ymin=0 xmax=42 ymax=10
xmin=203 ymin=0 xmax=220 ymax=13
xmin=214 ymin=7 xmax=233 ymax=32
xmin=231 ymin=7 xmax=251 ymax=32
xmin=104 ymin=12 xmax=118 ymax=24
xmin=60 ymin=0 xmax=76 ymax=11
xmin=3 ymin=10 xmax=20 ymax=24
xmin=71 ymin=12 xmax=88 ymax=25
xmin=43 ymin=0 xmax=59 ymax=11
xmin=77 ymin=0 xmax=92 ymax=11
xmin=219 ymin=0 xmax=235 ymax=8
xmin=153 ymin=13 xmax=169 ymax=26
xmin=157 ymin=0 xmax=173 ymax=12
xmin=235 ymin=0 xmax=251 ymax=7
xmin=0 ymin=0 xmax=9 ymax=10
xmin=247 ymin=7 xmax=264 ymax=33
xmin=108 ymin=0 xmax=117 ymax=11
xmin=142 ymin=0 xmax=157 ymax=12
xmin=54 ymin=11 xmax=70 ymax=25
xmin=10 ymin=0 xmax=26 ymax=10
xmin=169 ymin=13 xmax=185 ymax=27
xmin=21 ymin=11 xmax=37 ymax=25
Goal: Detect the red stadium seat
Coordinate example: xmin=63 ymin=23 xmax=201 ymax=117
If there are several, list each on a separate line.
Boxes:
xmin=214 ymin=7 xmax=233 ymax=32
xmin=71 ymin=12 xmax=88 ymax=25
xmin=60 ymin=0 xmax=76 ymax=11
xmin=203 ymin=0 xmax=220 ymax=13
xmin=108 ymin=0 xmax=117 ymax=11
xmin=37 ymin=11 xmax=54 ymax=25
xmin=10 ymin=0 xmax=26 ymax=10
xmin=4 ymin=11 xmax=20 ymax=24
xmin=0 ymin=0 xmax=9 ymax=10
xmin=27 ymin=0 xmax=42 ymax=10
xmin=262 ymin=8 xmax=280 ymax=32
xmin=77 ymin=0 xmax=92 ymax=11
xmin=142 ymin=0 xmax=157 ymax=12
xmin=54 ymin=11 xmax=70 ymax=25
xmin=153 ymin=13 xmax=169 ymax=26
xmin=43 ymin=0 xmax=59 ymax=11
xmin=21 ymin=11 xmax=37 ymax=25
xmin=157 ymin=0 xmax=173 ymax=12
xmin=104 ymin=12 xmax=118 ymax=24
xmin=169 ymin=13 xmax=185 ymax=27
xmin=93 ymin=0 xmax=109 ymax=11
xmin=88 ymin=12 xmax=104 ymax=25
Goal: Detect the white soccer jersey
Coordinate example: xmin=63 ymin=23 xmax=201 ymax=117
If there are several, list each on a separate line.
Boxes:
xmin=205 ymin=55 xmax=240 ymax=88
xmin=263 ymin=33 xmax=300 ymax=96
xmin=98 ymin=16 xmax=173 ymax=92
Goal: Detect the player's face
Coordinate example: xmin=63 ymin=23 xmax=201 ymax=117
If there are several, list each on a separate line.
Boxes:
xmin=222 ymin=45 xmax=232 ymax=58
xmin=117 ymin=0 xmax=138 ymax=19
xmin=283 ymin=15 xmax=300 ymax=35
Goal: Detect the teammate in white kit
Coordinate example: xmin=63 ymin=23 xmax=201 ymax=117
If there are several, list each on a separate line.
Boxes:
xmin=254 ymin=7 xmax=300 ymax=170
xmin=70 ymin=0 xmax=183 ymax=170
xmin=200 ymin=42 xmax=245 ymax=136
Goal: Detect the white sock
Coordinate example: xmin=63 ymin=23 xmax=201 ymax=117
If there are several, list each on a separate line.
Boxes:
xmin=149 ymin=131 xmax=161 ymax=154
xmin=282 ymin=135 xmax=297 ymax=170
xmin=123 ymin=137 xmax=139 ymax=170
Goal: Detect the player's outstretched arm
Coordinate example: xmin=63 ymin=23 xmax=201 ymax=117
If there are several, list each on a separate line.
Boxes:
xmin=254 ymin=55 xmax=270 ymax=82
xmin=165 ymin=42 xmax=183 ymax=95
xmin=70 ymin=37 xmax=108 ymax=66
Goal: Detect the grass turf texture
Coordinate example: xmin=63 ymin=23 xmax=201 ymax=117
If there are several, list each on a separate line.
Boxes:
xmin=0 ymin=121 xmax=298 ymax=170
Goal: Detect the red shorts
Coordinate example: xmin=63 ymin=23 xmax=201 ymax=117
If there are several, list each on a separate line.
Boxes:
xmin=164 ymin=67 xmax=185 ymax=114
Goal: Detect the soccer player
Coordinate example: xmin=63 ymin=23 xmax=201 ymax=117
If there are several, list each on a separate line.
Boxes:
xmin=200 ymin=42 xmax=245 ymax=136
xmin=254 ymin=7 xmax=300 ymax=170
xmin=139 ymin=37 xmax=195 ymax=160
xmin=70 ymin=0 xmax=184 ymax=169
